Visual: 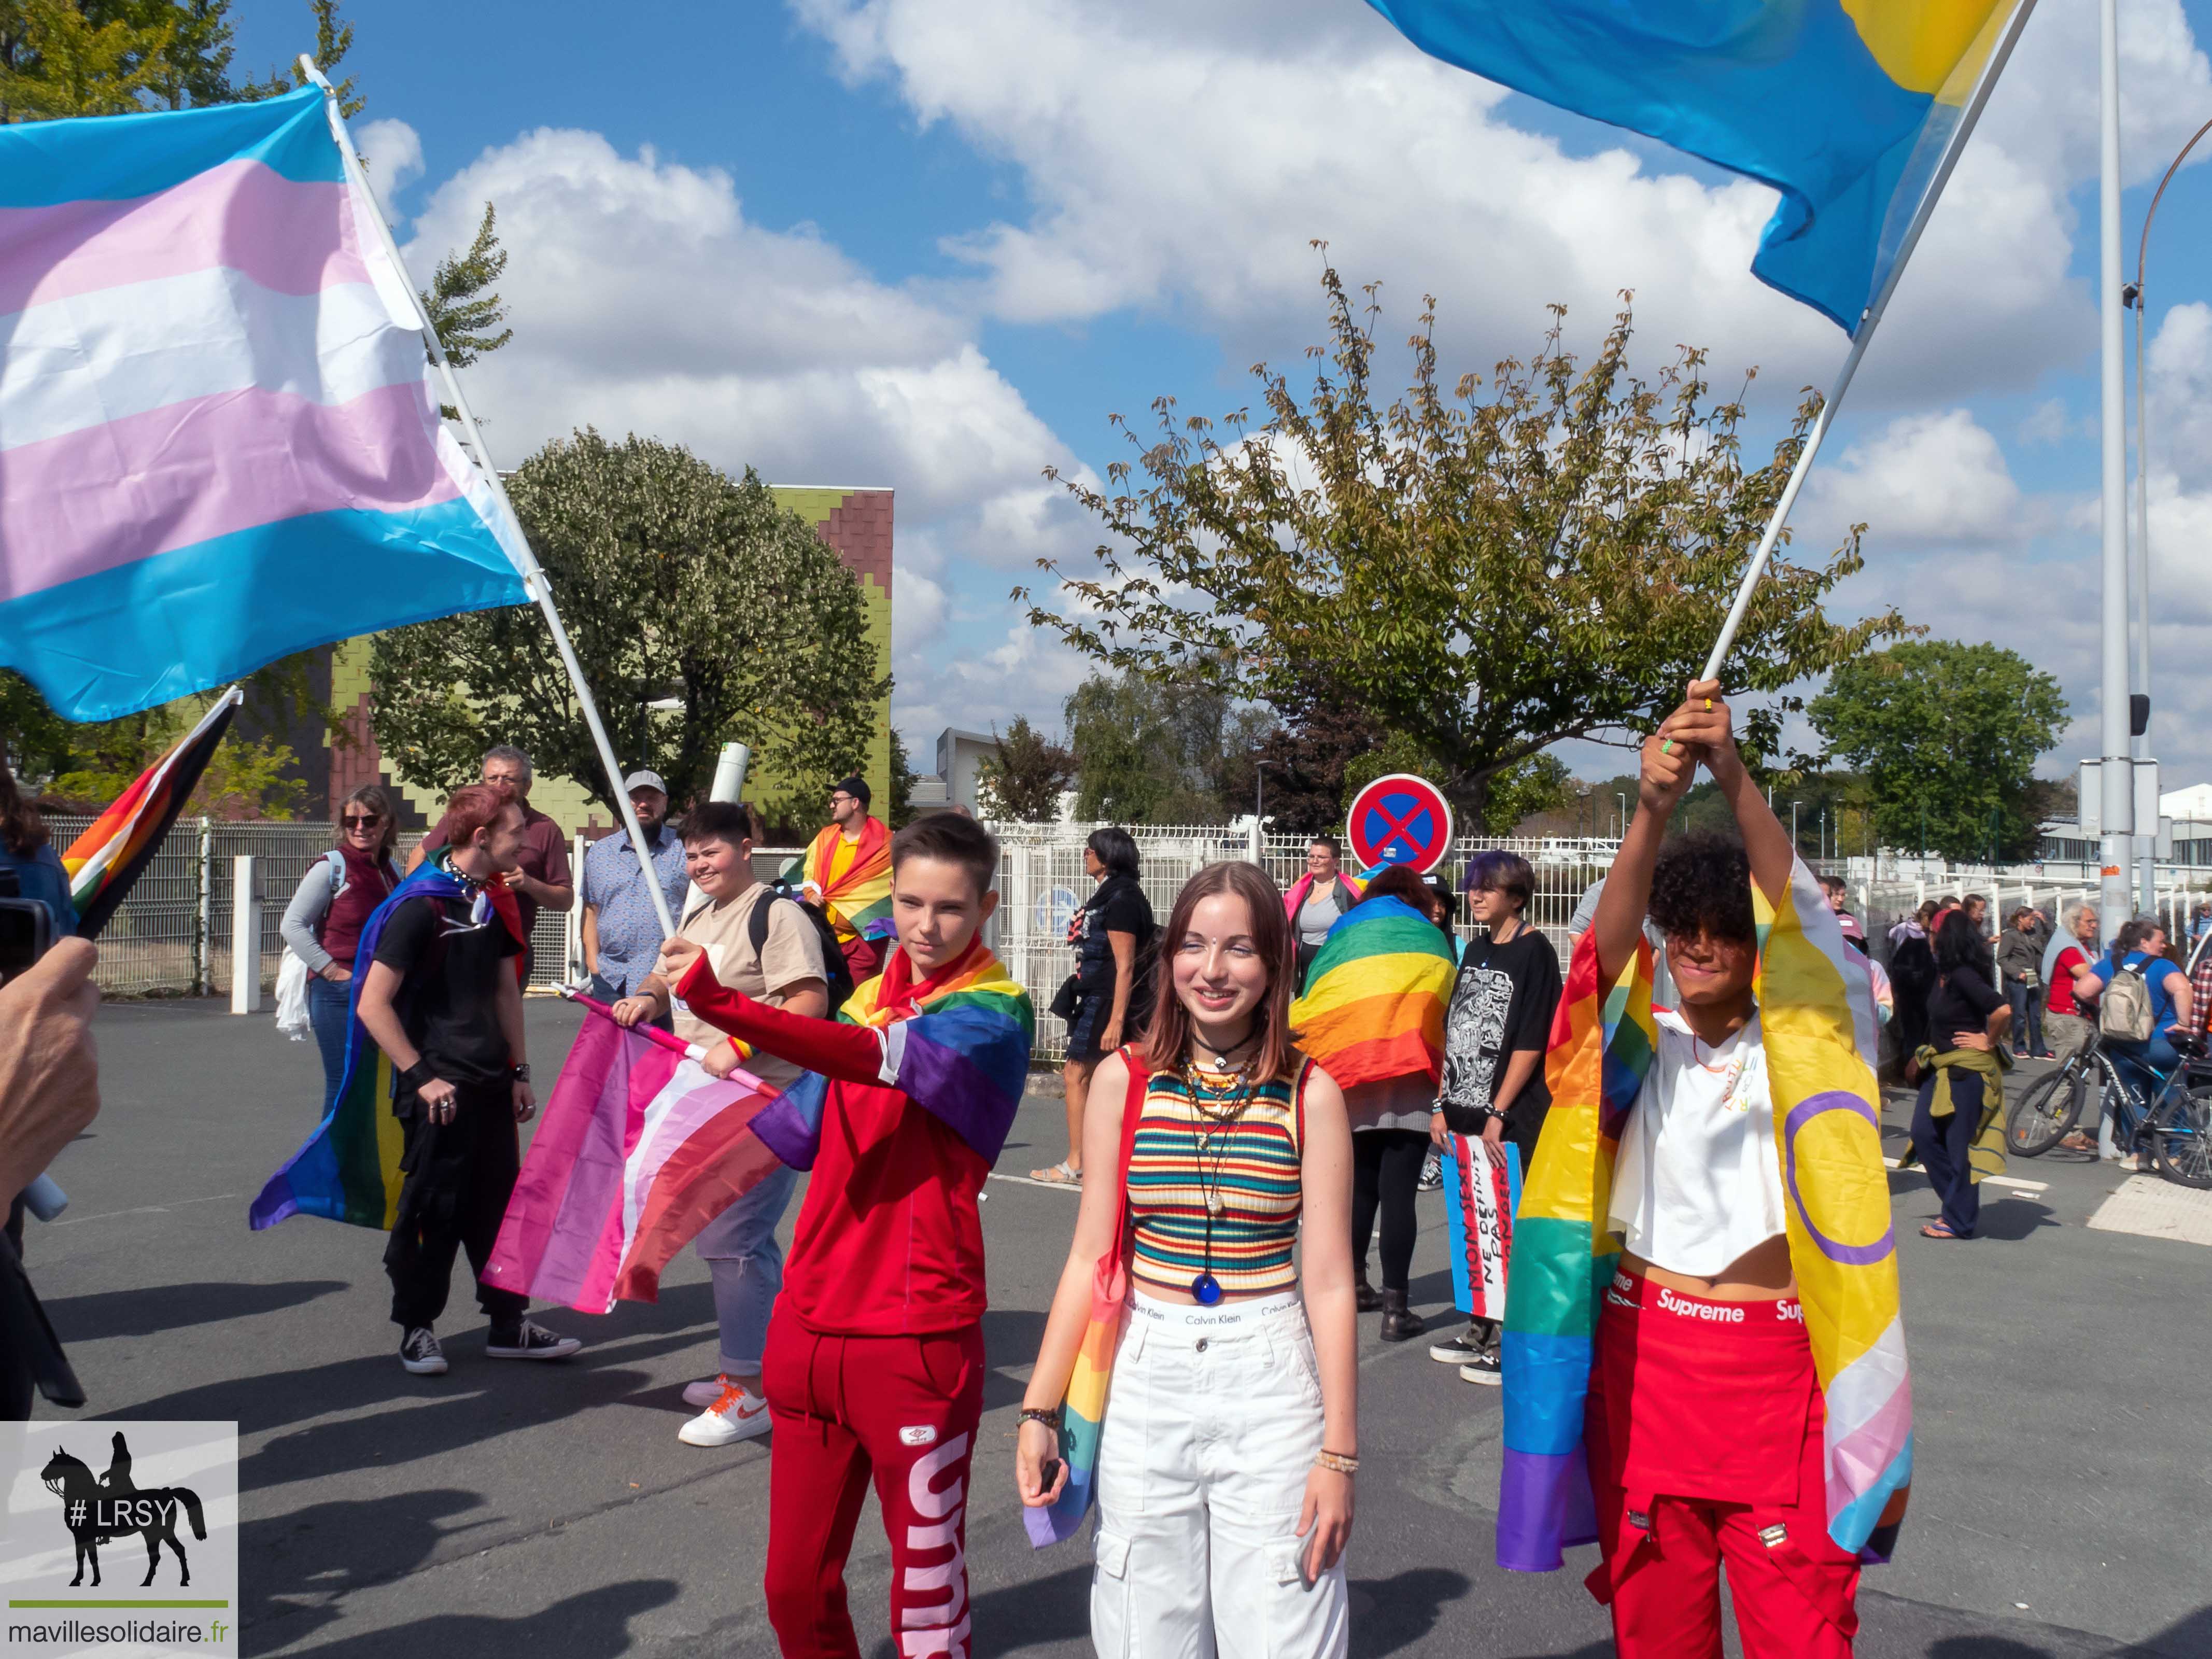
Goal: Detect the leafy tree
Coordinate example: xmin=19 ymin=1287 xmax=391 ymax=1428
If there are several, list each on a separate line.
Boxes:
xmin=1807 ymin=641 xmax=2066 ymax=863
xmin=422 ymin=203 xmax=513 ymax=369
xmin=0 ymin=0 xmax=356 ymax=121
xmin=1021 ymin=264 xmax=1901 ymax=827
xmin=369 ymin=431 xmax=890 ymax=823
xmin=978 ymin=717 xmax=1074 ymax=823
xmin=885 ymin=727 xmax=917 ymax=830
xmin=1063 ymin=670 xmax=1271 ymax=824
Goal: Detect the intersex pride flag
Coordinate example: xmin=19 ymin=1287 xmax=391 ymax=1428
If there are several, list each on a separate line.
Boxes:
xmin=484 ymin=1005 xmax=792 ymax=1313
xmin=0 ymin=86 xmax=531 ymax=721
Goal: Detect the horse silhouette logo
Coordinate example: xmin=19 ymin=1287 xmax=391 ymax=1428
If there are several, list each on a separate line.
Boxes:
xmin=38 ymin=1431 xmax=207 ymax=1588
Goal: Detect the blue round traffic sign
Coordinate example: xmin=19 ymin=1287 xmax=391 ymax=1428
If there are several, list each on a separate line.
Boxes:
xmin=1346 ymin=774 xmax=1455 ymax=874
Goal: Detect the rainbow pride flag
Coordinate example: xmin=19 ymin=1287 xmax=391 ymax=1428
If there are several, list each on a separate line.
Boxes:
xmin=247 ymin=863 xmax=500 ymax=1232
xmin=59 ymin=687 xmax=239 ymax=939
xmin=1364 ymin=1 xmax=2028 ymax=333
xmin=784 ymin=816 xmax=894 ymax=946
xmin=1289 ymin=894 xmax=1458 ymax=1088
xmin=1499 ymin=856 xmax=1909 ymax=1570
xmin=485 ymin=1006 xmax=791 ymax=1310
xmin=0 ymin=85 xmax=532 ymax=721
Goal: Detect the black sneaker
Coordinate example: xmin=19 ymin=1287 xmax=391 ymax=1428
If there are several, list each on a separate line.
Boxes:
xmin=486 ymin=1319 xmax=583 ymax=1361
xmin=1417 ymin=1148 xmax=1443 ymax=1192
xmin=1459 ymin=1349 xmax=1502 ymax=1386
xmin=400 ymin=1326 xmax=447 ymax=1375
xmin=1429 ymin=1326 xmax=1481 ymax=1364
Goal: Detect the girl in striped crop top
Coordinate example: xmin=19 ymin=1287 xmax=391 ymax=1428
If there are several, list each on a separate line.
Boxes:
xmin=1019 ymin=861 xmax=1358 ymax=1655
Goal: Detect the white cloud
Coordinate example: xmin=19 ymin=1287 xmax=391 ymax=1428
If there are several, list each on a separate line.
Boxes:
xmin=396 ymin=127 xmax=1108 ymax=747
xmin=1804 ymin=409 xmax=2028 ymax=548
xmin=355 ymin=118 xmax=423 ymax=221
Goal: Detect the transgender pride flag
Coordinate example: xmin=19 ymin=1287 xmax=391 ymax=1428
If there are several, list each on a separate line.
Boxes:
xmin=0 ymin=85 xmax=530 ymax=721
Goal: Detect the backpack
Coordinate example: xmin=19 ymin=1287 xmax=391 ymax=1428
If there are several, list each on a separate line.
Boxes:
xmin=747 ymin=890 xmax=858 ymax=1013
xmin=2100 ymin=958 xmax=2157 ymax=1043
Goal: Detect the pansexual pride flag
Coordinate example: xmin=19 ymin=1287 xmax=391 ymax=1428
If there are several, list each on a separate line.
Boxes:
xmin=1500 ymin=857 xmax=1909 ymax=1571
xmin=485 ymin=1003 xmax=791 ymax=1311
xmin=1364 ymin=1 xmax=2028 ymax=332
xmin=0 ymin=85 xmax=531 ymax=721
xmin=1290 ymin=894 xmax=1458 ymax=1089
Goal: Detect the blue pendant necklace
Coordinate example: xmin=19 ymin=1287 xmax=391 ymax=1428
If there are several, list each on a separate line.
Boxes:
xmin=1184 ymin=1040 xmax=1256 ymax=1307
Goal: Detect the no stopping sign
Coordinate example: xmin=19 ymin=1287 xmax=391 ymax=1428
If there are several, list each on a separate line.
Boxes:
xmin=1345 ymin=774 xmax=1454 ymax=873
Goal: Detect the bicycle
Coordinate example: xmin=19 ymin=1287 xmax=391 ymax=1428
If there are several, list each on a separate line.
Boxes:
xmin=2006 ymin=1026 xmax=2212 ymax=1188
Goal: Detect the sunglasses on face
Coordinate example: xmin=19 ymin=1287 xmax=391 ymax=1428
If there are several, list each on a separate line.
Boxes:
xmin=343 ymin=814 xmax=383 ymax=827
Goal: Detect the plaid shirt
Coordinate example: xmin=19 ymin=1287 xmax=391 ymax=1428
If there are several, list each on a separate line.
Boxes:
xmin=2191 ymin=944 xmax=2212 ymax=1040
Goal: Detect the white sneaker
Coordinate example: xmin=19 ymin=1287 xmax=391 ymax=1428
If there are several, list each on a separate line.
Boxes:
xmin=679 ymin=1380 xmax=772 ymax=1447
xmin=683 ymin=1373 xmax=737 ymax=1409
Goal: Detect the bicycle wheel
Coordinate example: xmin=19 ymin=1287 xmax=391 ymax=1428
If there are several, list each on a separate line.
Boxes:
xmin=2150 ymin=1086 xmax=2212 ymax=1190
xmin=2008 ymin=1061 xmax=2086 ymax=1157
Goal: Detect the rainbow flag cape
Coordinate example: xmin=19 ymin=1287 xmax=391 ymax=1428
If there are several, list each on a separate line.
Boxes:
xmin=0 ymin=85 xmax=532 ymax=721
xmin=1289 ymin=894 xmax=1458 ymax=1088
xmin=247 ymin=861 xmax=512 ymax=1231
xmin=59 ymin=687 xmax=239 ymax=939
xmin=751 ymin=938 xmax=1034 ymax=1170
xmin=784 ymin=816 xmax=895 ymax=945
xmin=1499 ymin=856 xmax=1909 ymax=1570
xmin=1364 ymin=1 xmax=2027 ymax=333
xmin=484 ymin=938 xmax=1034 ymax=1311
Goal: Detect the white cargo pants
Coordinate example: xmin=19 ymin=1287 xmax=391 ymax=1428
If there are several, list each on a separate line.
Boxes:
xmin=1090 ymin=1290 xmax=1350 ymax=1659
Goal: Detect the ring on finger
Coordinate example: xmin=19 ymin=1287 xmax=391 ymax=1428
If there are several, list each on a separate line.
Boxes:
xmin=1703 ymin=697 xmax=1713 ymax=711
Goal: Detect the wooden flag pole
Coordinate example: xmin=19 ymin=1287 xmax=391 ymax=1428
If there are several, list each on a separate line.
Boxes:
xmin=1697 ymin=0 xmax=2040 ymax=685
xmin=303 ymin=60 xmax=677 ymax=941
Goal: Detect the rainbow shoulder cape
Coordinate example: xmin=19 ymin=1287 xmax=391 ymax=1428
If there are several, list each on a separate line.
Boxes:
xmin=1289 ymin=893 xmax=1457 ymax=1087
xmin=1499 ymin=856 xmax=1909 ymax=1569
xmin=784 ymin=816 xmax=894 ymax=945
xmin=249 ymin=859 xmax=519 ymax=1231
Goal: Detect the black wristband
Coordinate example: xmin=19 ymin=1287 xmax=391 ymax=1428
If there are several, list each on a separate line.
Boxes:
xmin=400 ymin=1060 xmax=435 ymax=1094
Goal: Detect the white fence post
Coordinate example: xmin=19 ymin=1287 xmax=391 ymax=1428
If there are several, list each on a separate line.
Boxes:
xmin=195 ymin=817 xmax=214 ymax=996
xmin=229 ymin=854 xmax=260 ymax=1014
xmin=568 ymin=832 xmax=588 ymax=983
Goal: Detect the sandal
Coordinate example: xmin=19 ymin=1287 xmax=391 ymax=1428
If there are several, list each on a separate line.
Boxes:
xmin=1028 ymin=1161 xmax=1082 ymax=1186
xmin=1920 ymin=1222 xmax=1964 ymax=1240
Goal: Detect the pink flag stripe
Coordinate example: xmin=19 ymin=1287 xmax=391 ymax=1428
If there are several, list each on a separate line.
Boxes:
xmin=0 ymin=161 xmax=369 ymax=316
xmin=619 ymin=1076 xmax=764 ymax=1240
xmin=613 ymin=1100 xmax=785 ymax=1303
xmin=529 ymin=1045 xmax=665 ymax=1310
xmin=1827 ymin=1373 xmax=1914 ymax=1507
xmin=2 ymin=378 xmax=460 ymax=600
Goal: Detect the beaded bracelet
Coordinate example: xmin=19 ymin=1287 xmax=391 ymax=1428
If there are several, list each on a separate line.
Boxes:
xmin=1314 ymin=1449 xmax=1359 ymax=1475
xmin=1019 ymin=1405 xmax=1063 ymax=1430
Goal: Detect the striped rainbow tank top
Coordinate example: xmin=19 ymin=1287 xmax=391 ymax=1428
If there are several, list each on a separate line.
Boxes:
xmin=1128 ymin=1060 xmax=1307 ymax=1299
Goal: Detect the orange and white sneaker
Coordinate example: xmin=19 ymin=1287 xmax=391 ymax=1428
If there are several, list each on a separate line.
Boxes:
xmin=679 ymin=1379 xmax=772 ymax=1447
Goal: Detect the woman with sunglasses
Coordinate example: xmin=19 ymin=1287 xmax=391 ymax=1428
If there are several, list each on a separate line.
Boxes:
xmin=1017 ymin=860 xmax=1357 ymax=1655
xmin=282 ymin=785 xmax=403 ymax=1116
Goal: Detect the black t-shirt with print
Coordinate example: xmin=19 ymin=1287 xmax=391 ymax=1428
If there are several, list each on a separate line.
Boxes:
xmin=373 ymin=888 xmax=523 ymax=1085
xmin=1436 ymin=926 xmax=1563 ymax=1135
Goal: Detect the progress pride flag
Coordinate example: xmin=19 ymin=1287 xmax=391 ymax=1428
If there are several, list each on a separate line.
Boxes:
xmin=0 ymin=86 xmax=531 ymax=720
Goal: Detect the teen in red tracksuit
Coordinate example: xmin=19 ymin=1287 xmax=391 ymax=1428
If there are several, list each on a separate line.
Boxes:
xmin=657 ymin=813 xmax=1024 ymax=1659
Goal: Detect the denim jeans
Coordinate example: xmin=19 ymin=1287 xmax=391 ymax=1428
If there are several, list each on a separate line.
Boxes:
xmin=693 ymin=1161 xmax=799 ymax=1375
xmin=2005 ymin=980 xmax=2045 ymax=1056
xmin=306 ymin=974 xmax=353 ymax=1118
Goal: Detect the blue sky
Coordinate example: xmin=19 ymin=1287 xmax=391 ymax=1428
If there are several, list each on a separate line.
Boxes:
xmin=232 ymin=0 xmax=2212 ymax=786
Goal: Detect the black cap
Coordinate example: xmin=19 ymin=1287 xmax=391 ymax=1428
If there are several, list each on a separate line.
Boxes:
xmin=834 ymin=774 xmax=871 ymax=809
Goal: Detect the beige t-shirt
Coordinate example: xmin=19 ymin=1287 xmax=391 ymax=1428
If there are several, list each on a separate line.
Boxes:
xmin=673 ymin=884 xmax=827 ymax=1092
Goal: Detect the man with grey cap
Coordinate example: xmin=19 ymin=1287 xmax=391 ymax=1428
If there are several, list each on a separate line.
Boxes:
xmin=580 ymin=770 xmax=691 ymax=1000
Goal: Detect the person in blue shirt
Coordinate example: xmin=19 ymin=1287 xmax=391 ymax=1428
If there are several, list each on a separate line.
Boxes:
xmin=2077 ymin=917 xmax=2193 ymax=1091
xmin=0 ymin=766 xmax=76 ymax=936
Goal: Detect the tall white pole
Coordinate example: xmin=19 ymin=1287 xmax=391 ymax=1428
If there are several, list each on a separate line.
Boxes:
xmin=304 ymin=60 xmax=677 ymax=941
xmin=1698 ymin=0 xmax=2039 ymax=683
xmin=2133 ymin=285 xmax=2155 ymax=916
xmin=2098 ymin=0 xmax=2135 ymax=945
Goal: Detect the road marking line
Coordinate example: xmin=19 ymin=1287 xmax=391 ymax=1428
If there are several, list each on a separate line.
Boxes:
xmin=2087 ymin=1174 xmax=2212 ymax=1246
xmin=1882 ymin=1158 xmax=2046 ymax=1194
xmin=52 ymin=1191 xmax=239 ymax=1226
xmin=989 ymin=1173 xmax=1083 ymax=1192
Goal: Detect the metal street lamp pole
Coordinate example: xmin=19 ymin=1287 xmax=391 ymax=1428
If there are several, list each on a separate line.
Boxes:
xmin=2096 ymin=0 xmax=2134 ymax=949
xmin=1617 ymin=792 xmax=1628 ymax=840
xmin=2126 ymin=113 xmax=2212 ymax=919
xmin=1791 ymin=800 xmax=1804 ymax=860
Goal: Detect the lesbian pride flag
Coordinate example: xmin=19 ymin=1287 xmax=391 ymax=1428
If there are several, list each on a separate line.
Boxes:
xmin=484 ymin=1007 xmax=792 ymax=1312
xmin=0 ymin=85 xmax=531 ymax=721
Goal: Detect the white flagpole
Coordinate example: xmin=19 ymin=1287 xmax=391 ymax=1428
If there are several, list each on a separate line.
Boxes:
xmin=1697 ymin=0 xmax=2040 ymax=684
xmin=302 ymin=61 xmax=677 ymax=941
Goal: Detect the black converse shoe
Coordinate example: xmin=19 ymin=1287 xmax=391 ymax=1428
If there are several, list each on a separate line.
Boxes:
xmin=486 ymin=1319 xmax=583 ymax=1361
xmin=1429 ymin=1325 xmax=1481 ymax=1364
xmin=1459 ymin=1348 xmax=1503 ymax=1386
xmin=1417 ymin=1147 xmax=1443 ymax=1192
xmin=400 ymin=1327 xmax=447 ymax=1375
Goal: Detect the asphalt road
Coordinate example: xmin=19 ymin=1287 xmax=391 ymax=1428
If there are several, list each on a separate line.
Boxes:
xmin=18 ymin=1000 xmax=2212 ymax=1658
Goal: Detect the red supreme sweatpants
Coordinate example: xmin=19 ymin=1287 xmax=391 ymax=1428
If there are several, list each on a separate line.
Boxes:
xmin=760 ymin=1306 xmax=984 ymax=1659
xmin=1584 ymin=1271 xmax=1863 ymax=1659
